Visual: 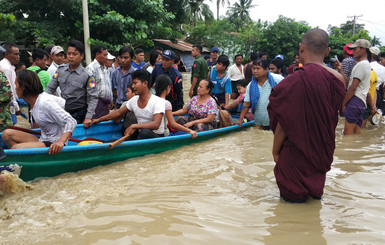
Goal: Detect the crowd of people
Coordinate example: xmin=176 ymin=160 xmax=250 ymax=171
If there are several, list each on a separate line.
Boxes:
xmin=1 ymin=28 xmax=385 ymax=201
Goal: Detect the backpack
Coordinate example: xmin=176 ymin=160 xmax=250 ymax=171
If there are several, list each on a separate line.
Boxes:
xmin=218 ymin=109 xmax=233 ymax=128
xmin=211 ymin=94 xmax=233 ymax=128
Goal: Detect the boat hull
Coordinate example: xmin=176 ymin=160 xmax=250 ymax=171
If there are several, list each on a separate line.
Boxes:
xmin=1 ymin=120 xmax=255 ymax=181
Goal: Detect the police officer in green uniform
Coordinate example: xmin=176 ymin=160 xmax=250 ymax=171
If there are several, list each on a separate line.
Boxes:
xmin=189 ymin=44 xmax=209 ymax=98
xmin=45 ymin=40 xmax=98 ymax=128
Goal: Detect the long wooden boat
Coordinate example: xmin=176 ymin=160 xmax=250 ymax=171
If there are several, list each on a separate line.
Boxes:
xmin=0 ymin=119 xmax=254 ymax=181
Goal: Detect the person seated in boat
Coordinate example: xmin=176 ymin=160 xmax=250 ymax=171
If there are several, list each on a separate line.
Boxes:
xmin=172 ymin=79 xmax=219 ymax=132
xmin=224 ymin=79 xmax=253 ymax=121
xmin=92 ymin=70 xmax=165 ymax=139
xmin=110 ymin=84 xmax=138 ymax=136
xmin=154 ymin=74 xmax=197 ymax=138
xmin=1 ymin=70 xmax=77 ymax=155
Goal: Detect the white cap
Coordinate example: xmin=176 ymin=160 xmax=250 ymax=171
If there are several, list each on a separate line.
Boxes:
xmin=369 ymin=47 xmax=380 ymax=56
xmin=107 ymin=52 xmax=115 ymax=60
xmin=51 ymin=46 xmax=65 ymax=55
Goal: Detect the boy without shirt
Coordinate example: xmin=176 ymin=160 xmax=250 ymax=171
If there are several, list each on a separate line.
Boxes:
xmin=92 ymin=70 xmax=165 ymax=140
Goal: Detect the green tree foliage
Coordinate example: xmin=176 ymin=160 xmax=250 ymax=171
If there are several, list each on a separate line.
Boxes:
xmin=183 ymin=0 xmax=214 ymax=26
xmin=256 ymin=16 xmax=311 ymax=65
xmin=328 ymin=20 xmax=382 ymax=61
xmin=226 ymin=0 xmax=256 ymax=25
xmin=0 ymin=0 xmax=179 ymax=50
xmin=215 ymin=0 xmax=230 ymax=20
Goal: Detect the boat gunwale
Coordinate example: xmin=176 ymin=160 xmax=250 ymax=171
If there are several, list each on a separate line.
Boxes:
xmin=3 ymin=121 xmax=255 ymax=156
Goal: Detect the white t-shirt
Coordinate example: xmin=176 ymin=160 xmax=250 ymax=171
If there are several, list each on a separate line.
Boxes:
xmin=126 ymin=94 xmax=165 ymax=134
xmin=370 ymin=61 xmax=385 ymax=89
xmin=348 ymin=60 xmax=371 ymax=105
xmin=162 ymin=99 xmax=172 ymax=136
xmin=228 ymin=64 xmax=244 ymax=81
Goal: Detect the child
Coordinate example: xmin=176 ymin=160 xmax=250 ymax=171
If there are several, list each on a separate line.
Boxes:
xmin=114 ymin=84 xmax=137 ymax=135
xmin=225 ymin=79 xmax=253 ymax=121
xmin=155 ymin=74 xmax=197 ymax=138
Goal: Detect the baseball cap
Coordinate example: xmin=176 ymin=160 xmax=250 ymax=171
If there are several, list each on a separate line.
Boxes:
xmin=0 ymin=46 xmax=5 ymax=53
xmin=51 ymin=46 xmax=65 ymax=55
xmin=162 ymin=49 xmax=175 ymax=60
xmin=275 ymin=54 xmax=284 ymax=60
xmin=107 ymin=52 xmax=115 ymax=60
xmin=211 ymin=47 xmax=219 ymax=52
xmin=343 ymin=44 xmax=353 ymax=55
xmin=369 ymin=47 xmax=380 ymax=56
xmin=348 ymin=39 xmax=371 ymax=49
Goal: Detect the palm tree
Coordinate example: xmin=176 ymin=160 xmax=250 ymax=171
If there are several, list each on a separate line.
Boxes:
xmin=216 ymin=0 xmax=230 ymax=20
xmin=226 ymin=0 xmax=257 ymax=23
xmin=185 ymin=0 xmax=214 ymax=26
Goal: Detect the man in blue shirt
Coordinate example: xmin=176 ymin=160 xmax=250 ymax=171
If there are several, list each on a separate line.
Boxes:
xmin=111 ymin=46 xmax=136 ymax=109
xmin=151 ymin=50 xmax=184 ymax=111
xmin=209 ymin=54 xmax=232 ymax=107
xmin=132 ymin=48 xmax=146 ymax=70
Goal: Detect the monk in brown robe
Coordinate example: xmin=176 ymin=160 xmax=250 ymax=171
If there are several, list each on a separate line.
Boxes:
xmin=268 ymin=29 xmax=346 ymax=202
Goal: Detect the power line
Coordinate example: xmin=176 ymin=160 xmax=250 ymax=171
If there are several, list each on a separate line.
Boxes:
xmin=347 ymin=15 xmax=363 ymax=35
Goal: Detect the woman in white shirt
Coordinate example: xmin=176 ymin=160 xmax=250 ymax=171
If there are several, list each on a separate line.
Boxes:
xmin=1 ymin=70 xmax=77 ymax=155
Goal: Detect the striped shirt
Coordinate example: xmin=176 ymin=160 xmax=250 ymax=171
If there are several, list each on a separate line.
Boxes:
xmin=86 ymin=59 xmax=112 ymax=99
xmin=245 ymin=79 xmax=274 ymax=126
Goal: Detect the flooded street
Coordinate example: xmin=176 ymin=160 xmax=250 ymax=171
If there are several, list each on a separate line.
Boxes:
xmin=1 ymin=73 xmax=385 ymax=244
xmin=1 ymin=121 xmax=385 ymax=244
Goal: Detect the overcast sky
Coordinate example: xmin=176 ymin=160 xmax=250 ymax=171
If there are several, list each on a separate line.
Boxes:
xmin=208 ymin=0 xmax=385 ymax=46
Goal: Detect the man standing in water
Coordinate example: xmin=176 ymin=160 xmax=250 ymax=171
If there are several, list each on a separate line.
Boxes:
xmin=268 ymin=29 xmax=346 ymax=203
xmin=342 ymin=39 xmax=371 ymax=135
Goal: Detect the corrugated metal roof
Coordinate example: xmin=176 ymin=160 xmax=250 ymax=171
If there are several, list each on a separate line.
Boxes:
xmin=153 ymin=39 xmax=209 ymax=53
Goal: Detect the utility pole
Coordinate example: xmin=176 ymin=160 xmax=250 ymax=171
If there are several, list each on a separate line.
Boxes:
xmin=82 ymin=0 xmax=91 ymax=65
xmin=347 ymin=15 xmax=363 ymax=35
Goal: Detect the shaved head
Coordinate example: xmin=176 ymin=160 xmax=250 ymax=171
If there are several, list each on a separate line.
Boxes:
xmin=301 ymin=29 xmax=329 ymax=56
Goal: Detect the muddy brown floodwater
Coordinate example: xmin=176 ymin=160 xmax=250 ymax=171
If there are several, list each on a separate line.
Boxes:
xmin=1 ymin=73 xmax=384 ymax=244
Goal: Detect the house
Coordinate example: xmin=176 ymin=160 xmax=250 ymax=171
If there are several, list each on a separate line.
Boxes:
xmin=153 ymin=39 xmax=209 ymax=72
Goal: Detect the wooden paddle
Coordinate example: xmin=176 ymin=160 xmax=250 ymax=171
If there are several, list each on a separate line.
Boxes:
xmin=6 ymin=126 xmax=105 ymax=143
xmin=108 ymin=134 xmax=131 ymax=149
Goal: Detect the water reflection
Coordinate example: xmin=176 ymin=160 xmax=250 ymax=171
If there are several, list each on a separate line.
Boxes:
xmin=264 ymin=200 xmax=326 ymax=245
xmin=1 ymin=120 xmax=385 ymax=243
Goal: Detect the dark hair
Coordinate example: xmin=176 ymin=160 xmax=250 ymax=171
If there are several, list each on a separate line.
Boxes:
xmin=119 ymin=46 xmax=134 ymax=59
xmin=234 ymin=54 xmax=243 ymax=60
xmin=380 ymin=52 xmax=385 ymax=59
xmin=155 ymin=74 xmax=172 ymax=96
xmin=193 ymin=44 xmax=202 ymax=53
xmin=253 ymin=58 xmax=269 ymax=69
xmin=16 ymin=70 xmax=43 ymax=97
xmin=132 ymin=70 xmax=151 ymax=89
xmin=250 ymin=52 xmax=258 ymax=61
xmin=259 ymin=52 xmax=267 ymax=58
xmin=294 ymin=52 xmax=299 ymax=58
xmin=135 ymin=48 xmax=144 ymax=55
xmin=127 ymin=83 xmax=133 ymax=92
xmin=174 ymin=52 xmax=181 ymax=64
xmin=45 ymin=45 xmax=54 ymax=55
xmin=93 ymin=45 xmax=107 ymax=56
xmin=200 ymin=79 xmax=214 ymax=93
xmin=149 ymin=50 xmax=160 ymax=66
xmin=237 ymin=79 xmax=249 ymax=88
xmin=270 ymin=58 xmax=284 ymax=70
xmin=217 ymin=54 xmax=230 ymax=69
xmin=68 ymin=40 xmax=85 ymax=55
xmin=204 ymin=55 xmax=210 ymax=60
xmin=32 ymin=48 xmax=49 ymax=62
xmin=153 ymin=46 xmax=163 ymax=52
xmin=2 ymin=42 xmax=18 ymax=54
